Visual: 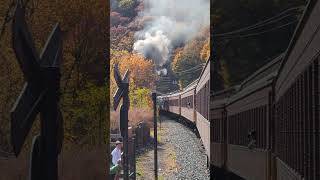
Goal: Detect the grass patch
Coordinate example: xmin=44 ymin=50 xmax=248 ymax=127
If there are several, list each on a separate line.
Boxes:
xmin=150 ymin=126 xmax=167 ymax=144
xmin=158 ymin=175 xmax=165 ymax=180
xmin=135 ymin=157 xmax=145 ymax=178
xmin=165 ymin=149 xmax=178 ymax=172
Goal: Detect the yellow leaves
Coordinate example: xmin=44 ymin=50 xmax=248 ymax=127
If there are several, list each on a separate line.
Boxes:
xmin=172 ymin=48 xmax=183 ymax=73
xmin=170 ymin=27 xmax=210 ymax=88
xmin=110 ymin=50 xmax=157 ymax=108
xmin=111 ymin=50 xmax=156 ymax=89
xmin=200 ymin=39 xmax=210 ymax=61
xmin=0 ymin=0 xmax=109 ymax=149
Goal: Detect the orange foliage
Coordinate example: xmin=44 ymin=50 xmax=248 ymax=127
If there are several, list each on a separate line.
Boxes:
xmin=110 ymin=50 xmax=157 ymax=106
xmin=111 ymin=51 xmax=156 ymax=89
xmin=172 ymin=48 xmax=183 ymax=72
xmin=120 ymin=53 xmax=156 ymax=88
xmin=200 ymin=39 xmax=210 ymax=61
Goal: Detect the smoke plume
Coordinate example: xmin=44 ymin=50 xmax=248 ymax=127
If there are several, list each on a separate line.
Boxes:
xmin=133 ymin=0 xmax=210 ymax=67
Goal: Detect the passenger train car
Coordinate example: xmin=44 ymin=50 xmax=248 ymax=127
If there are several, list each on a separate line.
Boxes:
xmin=210 ymin=1 xmax=320 ymax=179
xmin=273 ymin=1 xmax=320 ymax=179
xmin=159 ymin=60 xmax=210 ymax=165
xmin=225 ymin=55 xmax=282 ymax=180
xmin=210 ymin=86 xmax=238 ymax=177
xmin=196 ymin=59 xmax=210 ymax=163
xmin=160 ymin=1 xmax=320 ymax=179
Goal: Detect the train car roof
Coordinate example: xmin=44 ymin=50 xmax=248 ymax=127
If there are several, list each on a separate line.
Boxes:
xmin=275 ymin=1 xmax=315 ymax=82
xmin=158 ymin=57 xmax=210 ymax=98
xmin=211 ymin=86 xmax=239 ymax=109
xmin=239 ymin=54 xmax=283 ymax=91
xmin=228 ymin=73 xmax=276 ymax=106
xmin=160 ymin=82 xmax=196 ymax=98
xmin=275 ymin=0 xmax=319 ymax=101
xmin=183 ymin=78 xmax=198 ymax=90
xmin=196 ymin=58 xmax=210 ymax=86
xmin=179 ymin=79 xmax=198 ymax=95
xmin=159 ymin=90 xmax=182 ymax=98
xmin=227 ymin=54 xmax=283 ymax=105
xmin=211 ymin=85 xmax=239 ymax=99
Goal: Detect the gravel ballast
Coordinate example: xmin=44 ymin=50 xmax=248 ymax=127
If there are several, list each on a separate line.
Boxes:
xmin=160 ymin=115 xmax=210 ymax=180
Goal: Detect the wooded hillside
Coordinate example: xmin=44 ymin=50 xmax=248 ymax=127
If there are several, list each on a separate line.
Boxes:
xmin=211 ymin=0 xmax=306 ymax=91
xmin=0 ymin=0 xmax=108 ymax=156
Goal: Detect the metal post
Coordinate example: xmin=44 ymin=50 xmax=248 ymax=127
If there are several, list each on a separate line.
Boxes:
xmin=29 ymin=135 xmax=41 ymax=180
xmin=131 ymin=135 xmax=136 ymax=180
xmin=159 ymin=109 xmax=161 ymax=131
xmin=152 ymin=92 xmax=158 ymax=180
xmin=39 ymin=69 xmax=60 ymax=180
xmin=113 ymin=64 xmax=130 ymax=180
xmin=123 ymin=86 xmax=129 ymax=180
xmin=122 ymin=91 xmax=129 ymax=180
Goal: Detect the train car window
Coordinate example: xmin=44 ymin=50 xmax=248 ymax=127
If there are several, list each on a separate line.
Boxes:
xmin=227 ymin=105 xmax=269 ymax=149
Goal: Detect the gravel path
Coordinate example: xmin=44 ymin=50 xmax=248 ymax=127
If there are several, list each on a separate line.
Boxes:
xmin=136 ymin=115 xmax=210 ymax=180
xmin=161 ymin=116 xmax=210 ymax=180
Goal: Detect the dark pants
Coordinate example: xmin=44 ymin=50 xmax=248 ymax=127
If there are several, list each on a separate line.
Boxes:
xmin=110 ymin=174 xmax=115 ymax=180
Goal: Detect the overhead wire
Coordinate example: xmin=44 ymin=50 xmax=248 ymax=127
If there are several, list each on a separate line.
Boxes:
xmin=177 ymin=68 xmax=203 ymax=75
xmin=213 ymin=6 xmax=304 ymax=37
xmin=174 ymin=63 xmax=205 ymax=74
xmin=217 ymin=20 xmax=298 ymax=39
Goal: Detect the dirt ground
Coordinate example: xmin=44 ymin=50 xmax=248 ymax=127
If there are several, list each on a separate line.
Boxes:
xmin=135 ymin=115 xmax=209 ymax=180
xmin=136 ymin=126 xmax=178 ymax=180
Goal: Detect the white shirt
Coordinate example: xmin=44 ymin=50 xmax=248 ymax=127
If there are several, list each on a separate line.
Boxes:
xmin=111 ymin=147 xmax=121 ymax=165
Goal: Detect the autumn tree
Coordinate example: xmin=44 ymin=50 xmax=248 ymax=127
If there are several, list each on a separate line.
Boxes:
xmin=110 ymin=11 xmax=129 ymax=27
xmin=172 ymin=32 xmax=208 ymax=88
xmin=200 ymin=39 xmax=210 ymax=61
xmin=110 ymin=49 xmax=156 ymax=109
xmin=110 ymin=26 xmax=135 ymax=51
xmin=117 ymin=0 xmax=137 ymax=17
xmin=212 ymin=0 xmax=305 ymax=88
xmin=0 ymin=0 xmax=109 ymax=153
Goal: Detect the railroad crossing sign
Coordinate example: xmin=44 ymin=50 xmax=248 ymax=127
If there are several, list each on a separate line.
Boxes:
xmin=113 ymin=63 xmax=130 ymax=136
xmin=113 ymin=63 xmax=129 ymax=110
xmin=113 ymin=63 xmax=130 ymax=180
xmin=10 ymin=3 xmax=63 ymax=180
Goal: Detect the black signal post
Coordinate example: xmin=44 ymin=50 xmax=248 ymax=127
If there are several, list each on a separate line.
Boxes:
xmin=10 ymin=3 xmax=63 ymax=180
xmin=113 ymin=64 xmax=130 ymax=180
xmin=152 ymin=92 xmax=158 ymax=180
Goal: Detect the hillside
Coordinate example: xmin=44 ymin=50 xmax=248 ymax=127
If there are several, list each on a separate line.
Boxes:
xmin=211 ymin=0 xmax=306 ymax=91
xmin=110 ymin=0 xmax=210 ymax=103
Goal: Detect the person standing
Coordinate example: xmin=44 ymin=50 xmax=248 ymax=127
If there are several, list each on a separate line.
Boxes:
xmin=110 ymin=141 xmax=123 ymax=180
xmin=110 ymin=159 xmax=122 ymax=180
xmin=111 ymin=140 xmax=122 ymax=165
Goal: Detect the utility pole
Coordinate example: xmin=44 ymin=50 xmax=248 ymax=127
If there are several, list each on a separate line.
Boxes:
xmin=152 ymin=92 xmax=158 ymax=180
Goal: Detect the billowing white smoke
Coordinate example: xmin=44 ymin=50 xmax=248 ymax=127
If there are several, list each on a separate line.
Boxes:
xmin=133 ymin=30 xmax=171 ymax=66
xmin=156 ymin=68 xmax=168 ymax=76
xmin=133 ymin=0 xmax=209 ymax=67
